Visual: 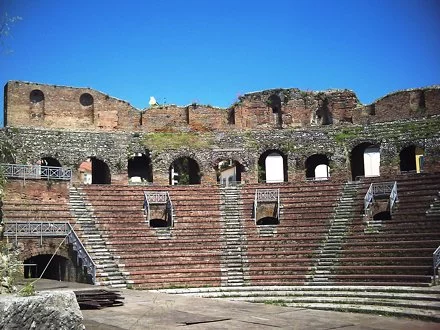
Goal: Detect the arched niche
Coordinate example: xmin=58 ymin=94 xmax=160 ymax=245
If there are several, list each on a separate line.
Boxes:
xmin=169 ymin=157 xmax=201 ymax=185
xmin=350 ymin=143 xmax=380 ymax=180
xmin=128 ymin=152 xmax=153 ymax=183
xmin=305 ymin=154 xmax=330 ymax=180
xmin=215 ymin=159 xmax=245 ymax=186
xmin=78 ymin=157 xmax=111 ymax=184
xmin=258 ymin=150 xmax=287 ymax=183
xmin=40 ymin=156 xmax=62 ymax=167
xmin=400 ymin=145 xmax=424 ymax=173
xmin=267 ymin=94 xmax=282 ymax=128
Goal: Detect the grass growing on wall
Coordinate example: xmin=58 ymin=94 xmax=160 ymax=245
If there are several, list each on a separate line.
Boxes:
xmin=142 ymin=132 xmax=213 ymax=151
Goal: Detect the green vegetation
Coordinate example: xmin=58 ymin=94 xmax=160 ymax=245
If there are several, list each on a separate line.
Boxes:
xmin=143 ymin=132 xmax=213 ymax=151
xmin=264 ymin=299 xmax=288 ymax=307
xmin=0 ymin=241 xmax=21 ymax=294
xmin=18 ymin=282 xmax=35 ymax=296
xmin=333 ymin=126 xmax=364 ymax=143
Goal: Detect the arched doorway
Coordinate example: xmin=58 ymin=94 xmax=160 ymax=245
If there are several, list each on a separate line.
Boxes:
xmin=267 ymin=94 xmax=282 ymax=128
xmin=305 ymin=154 xmax=330 ymax=180
xmin=169 ymin=157 xmax=201 ymax=185
xmin=79 ymin=157 xmax=111 ymax=184
xmin=24 ymin=254 xmax=69 ymax=281
xmin=400 ymin=146 xmax=424 ymax=173
xmin=216 ymin=159 xmax=244 ymax=186
xmin=256 ymin=216 xmax=279 ymax=225
xmin=373 ymin=211 xmax=391 ymax=221
xmin=40 ymin=156 xmax=62 ymax=167
xmin=350 ymin=143 xmax=380 ymax=180
xmin=258 ymin=150 xmax=287 ymax=183
xmin=128 ymin=152 xmax=153 ymax=183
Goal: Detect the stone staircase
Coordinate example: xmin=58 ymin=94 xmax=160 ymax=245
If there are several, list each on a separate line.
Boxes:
xmin=69 ymin=186 xmax=129 ymax=288
xmin=310 ymin=182 xmax=360 ymax=284
xmin=219 ymin=186 xmax=248 ymax=287
xmin=155 ymin=285 xmax=440 ymax=322
xmin=427 ymin=192 xmax=440 ymax=217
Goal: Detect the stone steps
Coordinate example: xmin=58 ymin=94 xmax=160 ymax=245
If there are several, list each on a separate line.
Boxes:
xmin=154 ymin=285 xmax=440 ymax=322
xmin=69 ymin=187 xmax=128 ymax=289
xmin=220 ymin=186 xmax=247 ymax=287
xmin=310 ymin=182 xmax=360 ymax=283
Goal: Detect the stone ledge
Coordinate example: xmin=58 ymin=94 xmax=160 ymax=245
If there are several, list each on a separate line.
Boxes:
xmin=0 ymin=290 xmax=84 ymax=330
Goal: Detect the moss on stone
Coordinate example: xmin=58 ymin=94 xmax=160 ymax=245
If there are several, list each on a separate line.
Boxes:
xmin=142 ymin=132 xmax=213 ymax=151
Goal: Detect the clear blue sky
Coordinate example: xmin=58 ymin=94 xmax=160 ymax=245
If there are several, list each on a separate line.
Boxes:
xmin=1 ymin=0 xmax=439 ymax=127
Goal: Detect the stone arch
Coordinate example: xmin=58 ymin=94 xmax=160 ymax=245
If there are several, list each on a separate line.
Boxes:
xmin=79 ymin=93 xmax=94 ymax=106
xmin=29 ymin=89 xmax=45 ymax=121
xmin=214 ymin=158 xmax=246 ymax=186
xmin=150 ymin=218 xmax=169 ymax=228
xmin=258 ymin=149 xmax=288 ymax=183
xmin=305 ymin=154 xmax=330 ymax=180
xmin=78 ymin=157 xmax=111 ymax=184
xmin=313 ymin=97 xmax=333 ymax=125
xmin=373 ymin=211 xmax=391 ymax=221
xmin=256 ymin=216 xmax=279 ymax=225
xmin=24 ymin=254 xmax=69 ymax=281
xmin=128 ymin=152 xmax=153 ymax=183
xmin=30 ymin=89 xmax=44 ymax=103
xmin=169 ymin=157 xmax=201 ymax=185
xmin=40 ymin=156 xmax=62 ymax=167
xmin=400 ymin=145 xmax=424 ymax=173
xmin=350 ymin=142 xmax=380 ymax=180
xmin=267 ymin=94 xmax=282 ymax=128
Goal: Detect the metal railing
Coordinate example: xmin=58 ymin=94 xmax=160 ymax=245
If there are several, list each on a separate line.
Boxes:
xmin=143 ymin=191 xmax=174 ymax=227
xmin=0 ymin=164 xmax=72 ymax=181
xmin=434 ymin=246 xmax=440 ymax=282
xmin=364 ymin=181 xmax=398 ymax=215
xmin=4 ymin=221 xmax=96 ymax=284
xmin=254 ymin=189 xmax=280 ymax=223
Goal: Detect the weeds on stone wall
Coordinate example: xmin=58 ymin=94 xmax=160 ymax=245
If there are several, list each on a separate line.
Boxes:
xmin=0 ymin=241 xmax=21 ymax=294
xmin=143 ymin=132 xmax=213 ymax=151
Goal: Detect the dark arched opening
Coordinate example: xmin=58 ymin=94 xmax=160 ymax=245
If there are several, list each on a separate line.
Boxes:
xmin=91 ymin=157 xmax=111 ymax=184
xmin=256 ymin=216 xmax=279 ymax=225
xmin=399 ymin=145 xmax=416 ymax=172
xmin=24 ymin=254 xmax=68 ymax=281
xmin=305 ymin=154 xmax=330 ymax=179
xmin=258 ymin=150 xmax=288 ymax=183
xmin=267 ymin=94 xmax=282 ymax=128
xmin=170 ymin=157 xmax=201 ymax=185
xmin=350 ymin=143 xmax=379 ymax=180
xmin=41 ymin=157 xmax=62 ymax=167
xmin=400 ymin=145 xmax=424 ymax=173
xmin=373 ymin=211 xmax=391 ymax=221
xmin=216 ymin=159 xmax=245 ymax=186
xmin=30 ymin=89 xmax=44 ymax=103
xmin=150 ymin=218 xmax=169 ymax=228
xmin=128 ymin=152 xmax=153 ymax=183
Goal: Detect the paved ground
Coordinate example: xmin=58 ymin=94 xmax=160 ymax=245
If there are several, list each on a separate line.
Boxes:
xmin=32 ymin=280 xmax=440 ymax=330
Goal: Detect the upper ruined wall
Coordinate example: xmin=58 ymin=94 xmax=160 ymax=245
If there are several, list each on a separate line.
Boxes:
xmin=353 ymin=86 xmax=440 ymax=124
xmin=4 ymin=80 xmax=440 ymax=132
xmin=4 ymin=81 xmax=140 ymax=130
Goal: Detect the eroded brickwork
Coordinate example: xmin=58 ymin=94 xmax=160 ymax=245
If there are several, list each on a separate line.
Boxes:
xmin=5 ymin=81 xmax=439 ymax=132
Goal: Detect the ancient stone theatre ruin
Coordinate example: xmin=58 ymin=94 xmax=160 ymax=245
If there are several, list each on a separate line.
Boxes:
xmin=1 ymin=81 xmax=440 ymax=313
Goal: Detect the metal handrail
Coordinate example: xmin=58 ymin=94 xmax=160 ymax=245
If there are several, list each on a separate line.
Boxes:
xmin=254 ymin=188 xmax=280 ymax=224
xmin=364 ymin=183 xmax=374 ymax=214
xmin=434 ymin=246 xmax=440 ymax=281
xmin=277 ymin=188 xmax=280 ymax=220
xmin=0 ymin=164 xmax=72 ymax=181
xmin=66 ymin=223 xmax=96 ymax=284
xmin=4 ymin=221 xmax=96 ymax=284
xmin=364 ymin=181 xmax=397 ymax=215
xmin=389 ymin=181 xmax=398 ymax=213
xmin=143 ymin=191 xmax=173 ymax=227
